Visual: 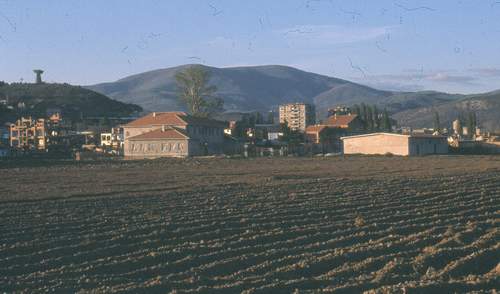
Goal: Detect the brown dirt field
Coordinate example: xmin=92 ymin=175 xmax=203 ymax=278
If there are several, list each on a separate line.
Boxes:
xmin=0 ymin=156 xmax=499 ymax=293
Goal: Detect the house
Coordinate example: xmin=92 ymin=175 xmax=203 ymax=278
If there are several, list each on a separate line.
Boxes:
xmin=305 ymin=125 xmax=329 ymax=144
xmin=341 ymin=133 xmax=449 ymax=156
xmin=122 ymin=112 xmax=226 ymax=158
xmin=224 ymin=120 xmax=237 ymax=136
xmin=266 ymin=127 xmax=283 ymax=141
xmin=324 ymin=114 xmax=363 ymax=131
xmin=100 ymin=133 xmax=113 ymax=147
xmin=305 ymin=125 xmax=343 ymax=153
xmin=254 ymin=124 xmax=282 ymax=141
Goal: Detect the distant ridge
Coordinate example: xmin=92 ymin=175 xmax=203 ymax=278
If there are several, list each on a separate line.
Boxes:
xmin=86 ymin=64 xmax=500 ymax=131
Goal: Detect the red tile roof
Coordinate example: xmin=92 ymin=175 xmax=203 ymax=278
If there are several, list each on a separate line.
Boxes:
xmin=325 ymin=114 xmax=358 ymax=128
xmin=123 ymin=112 xmax=187 ymax=127
xmin=123 ymin=112 xmax=226 ymax=128
xmin=305 ymin=125 xmax=328 ymax=134
xmin=128 ymin=126 xmax=189 ymax=141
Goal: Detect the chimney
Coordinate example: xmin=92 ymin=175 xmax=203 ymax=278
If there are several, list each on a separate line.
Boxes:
xmin=152 ymin=112 xmax=156 ymax=117
xmin=162 ymin=125 xmax=165 ymax=132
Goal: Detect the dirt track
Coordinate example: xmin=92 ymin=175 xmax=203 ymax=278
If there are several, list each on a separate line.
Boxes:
xmin=0 ymin=156 xmax=499 ymax=293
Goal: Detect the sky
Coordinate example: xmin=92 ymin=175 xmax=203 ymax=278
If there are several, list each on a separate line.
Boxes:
xmin=1 ymin=0 xmax=500 ymax=94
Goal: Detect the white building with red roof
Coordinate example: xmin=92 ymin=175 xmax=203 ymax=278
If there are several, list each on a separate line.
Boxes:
xmin=122 ymin=112 xmax=226 ymax=158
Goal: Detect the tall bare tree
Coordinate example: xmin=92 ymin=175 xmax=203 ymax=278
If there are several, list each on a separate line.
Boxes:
xmin=175 ymin=65 xmax=223 ymax=117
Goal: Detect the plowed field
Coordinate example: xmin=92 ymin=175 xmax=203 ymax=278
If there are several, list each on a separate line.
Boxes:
xmin=1 ymin=156 xmax=499 ymax=293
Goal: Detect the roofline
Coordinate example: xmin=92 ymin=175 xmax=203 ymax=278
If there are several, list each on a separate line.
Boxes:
xmin=340 ymin=132 xmax=447 ymax=140
xmin=128 ymin=137 xmax=190 ymax=141
xmin=127 ymin=126 xmax=190 ymax=141
xmin=121 ymin=112 xmax=189 ymax=128
xmin=122 ymin=123 xmax=187 ymax=128
xmin=341 ymin=132 xmax=406 ymax=140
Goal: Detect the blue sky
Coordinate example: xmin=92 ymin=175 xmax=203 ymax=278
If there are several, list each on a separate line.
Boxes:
xmin=1 ymin=0 xmax=500 ymax=94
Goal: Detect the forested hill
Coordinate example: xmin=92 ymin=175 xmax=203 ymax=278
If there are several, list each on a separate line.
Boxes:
xmin=0 ymin=82 xmax=142 ymax=124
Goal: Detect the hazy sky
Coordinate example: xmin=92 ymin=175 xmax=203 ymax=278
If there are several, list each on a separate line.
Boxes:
xmin=1 ymin=0 xmax=500 ymax=94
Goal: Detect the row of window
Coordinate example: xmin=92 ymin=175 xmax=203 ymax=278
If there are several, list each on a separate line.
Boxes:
xmin=129 ymin=142 xmax=185 ymax=153
xmin=10 ymin=130 xmax=45 ymax=137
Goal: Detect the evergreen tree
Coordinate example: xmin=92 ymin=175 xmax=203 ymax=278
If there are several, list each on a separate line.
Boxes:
xmin=233 ymin=121 xmax=247 ymax=138
xmin=280 ymin=121 xmax=291 ymax=142
xmin=267 ymin=111 xmax=274 ymax=124
xmin=366 ymin=105 xmax=374 ymax=131
xmin=433 ymin=111 xmax=441 ymax=133
xmin=255 ymin=112 xmax=264 ymax=124
xmin=472 ymin=111 xmax=477 ymax=133
xmin=279 ymin=121 xmax=304 ymax=145
xmin=248 ymin=113 xmax=256 ymax=127
xmin=373 ymin=105 xmax=380 ymax=130
xmin=360 ymin=103 xmax=367 ymax=130
xmin=353 ymin=104 xmax=361 ymax=116
xmin=381 ymin=109 xmax=391 ymax=131
xmin=467 ymin=111 xmax=476 ymax=136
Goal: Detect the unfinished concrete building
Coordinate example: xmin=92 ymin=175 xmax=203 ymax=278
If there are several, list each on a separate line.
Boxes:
xmin=10 ymin=117 xmax=47 ymax=150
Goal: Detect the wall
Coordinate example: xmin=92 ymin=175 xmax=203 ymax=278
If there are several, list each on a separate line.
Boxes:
xmin=123 ymin=126 xmax=157 ymax=141
xmin=343 ymin=134 xmax=410 ymax=156
xmin=408 ymin=137 xmax=448 ymax=156
xmin=124 ymin=139 xmax=189 ymax=158
xmin=186 ymin=125 xmax=225 ymax=155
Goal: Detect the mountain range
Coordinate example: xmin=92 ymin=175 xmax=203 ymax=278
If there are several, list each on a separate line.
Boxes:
xmin=87 ymin=65 xmax=500 ymax=131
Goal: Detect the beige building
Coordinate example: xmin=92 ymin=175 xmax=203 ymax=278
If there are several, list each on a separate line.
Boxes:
xmin=341 ymin=133 xmax=448 ymax=156
xmin=279 ymin=103 xmax=315 ymax=132
xmin=122 ymin=112 xmax=226 ymax=158
xmin=10 ymin=117 xmax=47 ymax=150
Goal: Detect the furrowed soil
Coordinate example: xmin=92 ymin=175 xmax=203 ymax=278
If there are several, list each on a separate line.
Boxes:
xmin=0 ymin=156 xmax=499 ymax=293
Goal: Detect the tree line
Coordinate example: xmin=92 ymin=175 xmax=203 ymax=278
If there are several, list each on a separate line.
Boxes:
xmin=350 ymin=103 xmax=392 ymax=132
xmin=434 ymin=110 xmax=477 ymax=134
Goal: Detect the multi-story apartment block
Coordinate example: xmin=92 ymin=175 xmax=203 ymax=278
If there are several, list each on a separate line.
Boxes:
xmin=279 ymin=103 xmax=316 ymax=132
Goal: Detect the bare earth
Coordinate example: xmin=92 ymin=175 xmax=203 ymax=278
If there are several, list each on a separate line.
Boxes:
xmin=0 ymin=156 xmax=499 ymax=293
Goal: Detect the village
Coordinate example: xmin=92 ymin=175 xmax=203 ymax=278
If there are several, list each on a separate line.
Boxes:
xmin=2 ymin=70 xmax=500 ymax=160
xmin=3 ymin=2 xmax=500 ymax=292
